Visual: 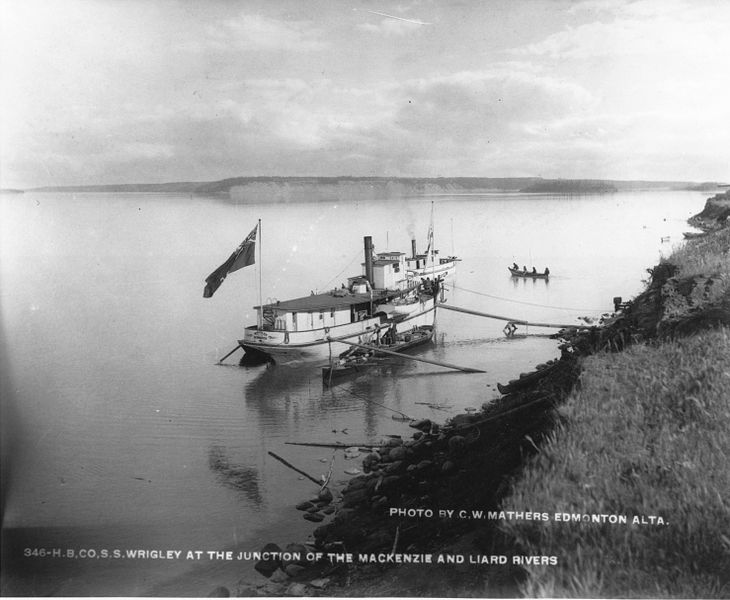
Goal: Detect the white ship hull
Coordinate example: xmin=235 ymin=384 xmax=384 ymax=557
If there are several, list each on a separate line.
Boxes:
xmin=408 ymin=258 xmax=458 ymax=280
xmin=240 ymin=298 xmax=436 ymax=364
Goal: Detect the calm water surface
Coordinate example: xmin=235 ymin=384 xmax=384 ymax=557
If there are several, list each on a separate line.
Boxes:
xmin=0 ymin=190 xmax=707 ymax=595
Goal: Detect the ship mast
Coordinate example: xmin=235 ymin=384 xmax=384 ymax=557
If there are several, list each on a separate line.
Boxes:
xmin=257 ymin=219 xmax=263 ymax=330
xmin=429 ymin=200 xmax=435 ymax=279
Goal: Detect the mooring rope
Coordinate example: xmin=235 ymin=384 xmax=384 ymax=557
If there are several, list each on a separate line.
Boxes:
xmin=319 ymin=250 xmax=362 ymax=291
xmin=329 ymin=384 xmax=414 ymax=420
xmin=437 ymin=303 xmax=579 ymax=329
xmin=451 ymin=283 xmax=607 ymax=313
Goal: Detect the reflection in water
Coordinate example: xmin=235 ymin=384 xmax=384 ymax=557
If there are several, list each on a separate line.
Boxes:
xmin=330 ymin=380 xmax=396 ymax=440
xmin=243 ymin=363 xmax=331 ymax=438
xmin=511 ymin=275 xmax=550 ymax=289
xmin=242 ymin=359 xmax=423 ymax=442
xmin=345 ymin=361 xmax=421 ymax=437
xmin=208 ymin=445 xmax=264 ymax=507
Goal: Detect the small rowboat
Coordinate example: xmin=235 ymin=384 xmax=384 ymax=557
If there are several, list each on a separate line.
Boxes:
xmin=508 ymin=266 xmax=549 ymax=279
xmin=322 ymin=325 xmax=434 ymax=384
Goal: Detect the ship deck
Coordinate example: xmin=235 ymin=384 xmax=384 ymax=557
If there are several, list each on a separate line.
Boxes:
xmin=254 ymin=288 xmax=398 ymax=312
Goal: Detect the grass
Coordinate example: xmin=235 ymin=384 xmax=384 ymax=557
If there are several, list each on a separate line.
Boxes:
xmin=667 ymin=227 xmax=730 ymax=300
xmin=500 ymin=330 xmax=730 ymax=597
xmin=657 ymin=227 xmax=730 ymax=327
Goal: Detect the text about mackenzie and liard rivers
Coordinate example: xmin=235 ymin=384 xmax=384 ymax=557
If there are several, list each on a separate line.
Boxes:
xmin=20 ymin=508 xmax=668 ymax=568
xmin=22 ymin=547 xmax=557 ymax=566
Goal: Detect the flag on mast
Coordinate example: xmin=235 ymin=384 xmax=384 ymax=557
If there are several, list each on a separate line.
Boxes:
xmin=425 ymin=200 xmax=435 ymax=257
xmin=203 ymin=224 xmax=257 ymax=298
xmin=425 ymin=222 xmax=434 ymax=256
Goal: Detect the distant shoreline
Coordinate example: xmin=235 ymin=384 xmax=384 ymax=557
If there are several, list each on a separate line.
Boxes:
xmin=19 ymin=177 xmax=728 ymax=198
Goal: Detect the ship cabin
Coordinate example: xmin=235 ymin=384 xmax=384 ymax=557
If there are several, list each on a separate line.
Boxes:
xmin=405 ymin=252 xmax=441 ymax=271
xmin=367 ymin=251 xmax=411 ymax=291
xmin=258 ymin=290 xmax=378 ymax=333
xmin=404 ymin=238 xmax=441 ymax=271
xmin=256 ymin=247 xmax=414 ymax=334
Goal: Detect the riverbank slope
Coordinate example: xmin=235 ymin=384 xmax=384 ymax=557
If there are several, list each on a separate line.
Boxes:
xmin=501 ymin=190 xmax=730 ymax=597
xmin=229 ymin=190 xmax=729 ymax=597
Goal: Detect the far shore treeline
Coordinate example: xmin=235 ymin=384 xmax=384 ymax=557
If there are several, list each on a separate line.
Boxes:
xmin=21 ymin=177 xmax=727 ymax=196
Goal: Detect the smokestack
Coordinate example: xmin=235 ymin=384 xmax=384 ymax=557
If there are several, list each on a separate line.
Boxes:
xmin=364 ymin=236 xmax=374 ymax=284
xmin=411 ymin=239 xmax=417 ymax=259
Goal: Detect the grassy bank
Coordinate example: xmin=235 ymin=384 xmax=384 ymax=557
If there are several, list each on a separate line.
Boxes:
xmin=501 ymin=219 xmax=730 ymax=597
xmin=669 ymin=226 xmax=730 ymax=293
xmin=503 ymin=331 xmax=729 ymax=597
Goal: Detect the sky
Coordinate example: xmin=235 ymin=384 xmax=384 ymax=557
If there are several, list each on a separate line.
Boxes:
xmin=1 ymin=0 xmax=729 ymax=188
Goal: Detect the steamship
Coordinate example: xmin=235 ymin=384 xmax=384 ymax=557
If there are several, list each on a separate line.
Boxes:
xmin=238 ymin=236 xmax=448 ymax=364
xmin=405 ymin=237 xmax=460 ymax=280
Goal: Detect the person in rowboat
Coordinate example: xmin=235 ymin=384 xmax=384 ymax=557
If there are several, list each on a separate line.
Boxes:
xmin=382 ymin=323 xmax=397 ymax=345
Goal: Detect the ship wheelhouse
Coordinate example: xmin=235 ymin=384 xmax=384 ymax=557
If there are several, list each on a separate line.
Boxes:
xmin=256 ymin=292 xmax=376 ymax=334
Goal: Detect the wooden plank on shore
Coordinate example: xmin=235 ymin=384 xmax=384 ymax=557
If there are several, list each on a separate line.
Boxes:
xmin=437 ymin=303 xmax=578 ymax=329
xmin=332 ymin=338 xmax=485 ymax=373
xmin=267 ymin=451 xmax=322 ymax=485
xmin=285 ymin=442 xmax=374 ymax=448
xmin=217 ymin=343 xmax=243 ymax=363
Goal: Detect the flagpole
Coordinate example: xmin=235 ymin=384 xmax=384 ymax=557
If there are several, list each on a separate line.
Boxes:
xmin=257 ymin=219 xmax=263 ymax=330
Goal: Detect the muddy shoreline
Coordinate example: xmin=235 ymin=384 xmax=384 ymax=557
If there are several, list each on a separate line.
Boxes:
xmin=223 ymin=191 xmax=730 ymax=598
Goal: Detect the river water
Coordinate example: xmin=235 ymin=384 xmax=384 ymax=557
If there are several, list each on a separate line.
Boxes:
xmin=0 ymin=190 xmax=707 ymax=596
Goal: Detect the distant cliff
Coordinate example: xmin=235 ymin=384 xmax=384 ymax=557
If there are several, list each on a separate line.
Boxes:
xmin=197 ymin=176 xmax=542 ymax=201
xmin=519 ymin=179 xmax=618 ymax=193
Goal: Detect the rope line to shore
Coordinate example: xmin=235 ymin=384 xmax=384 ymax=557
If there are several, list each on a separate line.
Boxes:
xmin=437 ymin=303 xmax=580 ymax=329
xmin=327 ymin=373 xmax=559 ymax=431
xmin=450 ymin=283 xmax=607 ymax=313
xmin=329 ymin=385 xmax=414 ymax=420
xmin=453 ymin=394 xmax=558 ymax=432
xmin=318 ymin=250 xmax=362 ymax=291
